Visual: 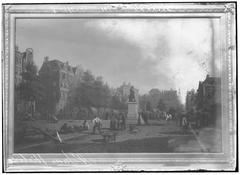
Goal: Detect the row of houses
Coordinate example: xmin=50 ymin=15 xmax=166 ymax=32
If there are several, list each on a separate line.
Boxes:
xmin=15 ymin=47 xmax=35 ymax=116
xmin=149 ymin=88 xmax=181 ymax=110
xmin=15 ymin=47 xmax=34 ymax=85
xmin=186 ymin=74 xmax=221 ymax=111
xmin=15 ymin=47 xmax=85 ymax=116
xmin=138 ymin=88 xmax=182 ymax=112
xmin=39 ymin=59 xmax=142 ymax=115
xmin=185 ymin=74 xmax=221 ymax=125
xmin=39 ymin=57 xmax=80 ymax=113
xmin=15 ymin=48 xmax=139 ymax=118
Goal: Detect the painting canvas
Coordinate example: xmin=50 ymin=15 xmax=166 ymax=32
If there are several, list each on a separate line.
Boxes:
xmin=14 ymin=17 xmax=223 ymax=154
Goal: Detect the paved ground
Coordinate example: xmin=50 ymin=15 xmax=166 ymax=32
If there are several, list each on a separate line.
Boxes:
xmin=175 ymin=127 xmax=222 ymax=152
xmin=15 ymin=119 xmax=222 ymax=153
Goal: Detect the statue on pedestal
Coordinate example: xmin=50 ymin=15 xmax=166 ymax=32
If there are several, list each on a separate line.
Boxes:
xmin=128 ymin=86 xmax=136 ymax=102
xmin=127 ymin=86 xmax=138 ymax=131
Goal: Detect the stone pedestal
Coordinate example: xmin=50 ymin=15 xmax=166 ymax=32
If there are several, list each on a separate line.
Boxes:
xmin=127 ymin=102 xmax=138 ymax=125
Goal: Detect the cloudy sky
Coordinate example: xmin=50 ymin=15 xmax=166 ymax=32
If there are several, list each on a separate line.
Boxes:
xmin=16 ymin=18 xmax=219 ymax=102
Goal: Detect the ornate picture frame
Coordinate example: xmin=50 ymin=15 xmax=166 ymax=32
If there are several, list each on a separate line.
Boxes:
xmin=2 ymin=3 xmax=237 ymax=172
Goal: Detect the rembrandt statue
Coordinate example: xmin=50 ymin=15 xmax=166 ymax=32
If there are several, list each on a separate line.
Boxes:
xmin=127 ymin=86 xmax=138 ymax=129
xmin=128 ymin=86 xmax=136 ymax=102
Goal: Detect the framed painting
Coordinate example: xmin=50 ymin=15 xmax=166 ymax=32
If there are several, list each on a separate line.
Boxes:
xmin=2 ymin=2 xmax=237 ymax=172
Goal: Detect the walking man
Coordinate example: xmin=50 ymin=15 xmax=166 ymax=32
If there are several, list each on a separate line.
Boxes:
xmin=92 ymin=116 xmax=102 ymax=134
xmin=182 ymin=115 xmax=188 ymax=133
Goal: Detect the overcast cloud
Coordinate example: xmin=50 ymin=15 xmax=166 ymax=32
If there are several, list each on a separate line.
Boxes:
xmin=16 ymin=18 xmax=219 ymax=102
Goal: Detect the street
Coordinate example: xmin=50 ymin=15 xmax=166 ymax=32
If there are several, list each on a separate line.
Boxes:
xmin=15 ymin=119 xmax=221 ymax=153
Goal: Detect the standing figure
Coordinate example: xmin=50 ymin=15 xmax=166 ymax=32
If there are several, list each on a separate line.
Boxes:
xmin=82 ymin=120 xmax=89 ymax=130
xmin=92 ymin=116 xmax=102 ymax=134
xmin=128 ymin=86 xmax=136 ymax=102
xmin=121 ymin=113 xmax=126 ymax=129
xmin=182 ymin=115 xmax=188 ymax=133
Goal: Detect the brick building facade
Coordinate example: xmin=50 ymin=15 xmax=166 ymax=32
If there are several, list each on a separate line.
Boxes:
xmin=185 ymin=74 xmax=221 ymax=126
xmin=39 ymin=57 xmax=76 ymax=114
xmin=185 ymin=89 xmax=196 ymax=111
xmin=147 ymin=88 xmax=181 ymax=111
xmin=196 ymin=74 xmax=221 ymax=112
xmin=15 ymin=47 xmax=33 ymax=86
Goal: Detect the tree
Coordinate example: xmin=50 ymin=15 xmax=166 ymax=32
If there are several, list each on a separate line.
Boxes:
xmin=139 ymin=94 xmax=147 ymax=111
xmin=146 ymin=101 xmax=152 ymax=111
xmin=168 ymin=107 xmax=176 ymax=116
xmin=67 ymin=70 xmax=112 ymax=117
xmin=157 ymin=99 xmax=166 ymax=111
xmin=110 ymin=95 xmax=126 ymax=110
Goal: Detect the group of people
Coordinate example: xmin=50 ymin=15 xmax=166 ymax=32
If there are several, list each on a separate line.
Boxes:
xmin=59 ymin=120 xmax=89 ymax=134
xmin=92 ymin=112 xmax=127 ymax=134
xmin=165 ymin=113 xmax=173 ymax=122
xmin=139 ymin=111 xmax=177 ymax=121
xmin=138 ymin=111 xmax=175 ymax=125
xmin=110 ymin=113 xmax=126 ymax=130
xmin=176 ymin=110 xmax=211 ymax=131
